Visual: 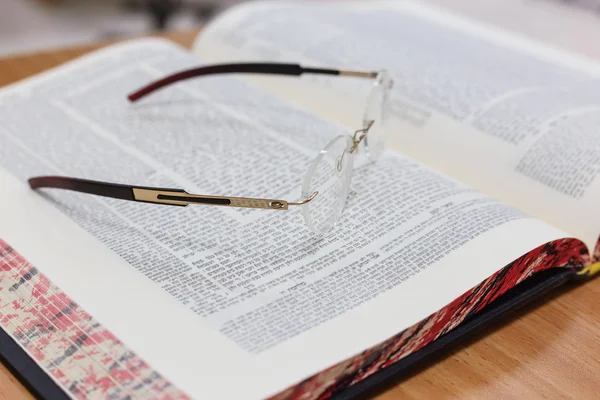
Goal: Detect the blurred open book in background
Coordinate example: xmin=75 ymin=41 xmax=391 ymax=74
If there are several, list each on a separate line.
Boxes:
xmin=2 ymin=0 xmax=600 ymax=59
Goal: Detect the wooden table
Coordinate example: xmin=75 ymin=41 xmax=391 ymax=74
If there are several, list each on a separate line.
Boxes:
xmin=1 ymin=31 xmax=599 ymax=400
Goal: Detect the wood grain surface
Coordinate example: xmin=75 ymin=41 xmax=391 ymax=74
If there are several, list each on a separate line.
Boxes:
xmin=0 ymin=30 xmax=599 ymax=400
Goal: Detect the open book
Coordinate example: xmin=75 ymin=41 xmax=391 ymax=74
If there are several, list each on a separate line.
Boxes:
xmin=0 ymin=1 xmax=599 ymax=399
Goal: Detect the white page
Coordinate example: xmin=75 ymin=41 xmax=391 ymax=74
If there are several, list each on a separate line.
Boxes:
xmin=425 ymin=0 xmax=600 ymax=61
xmin=194 ymin=0 xmax=600 ymax=251
xmin=0 ymin=38 xmax=571 ymax=399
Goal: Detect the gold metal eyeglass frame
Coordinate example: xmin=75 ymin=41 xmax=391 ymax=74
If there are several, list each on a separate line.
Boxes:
xmin=26 ymin=63 xmax=383 ymax=217
xmin=130 ymin=120 xmax=375 ymax=210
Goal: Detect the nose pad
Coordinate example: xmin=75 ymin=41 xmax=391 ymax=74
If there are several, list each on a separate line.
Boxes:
xmin=335 ymin=154 xmax=345 ymax=177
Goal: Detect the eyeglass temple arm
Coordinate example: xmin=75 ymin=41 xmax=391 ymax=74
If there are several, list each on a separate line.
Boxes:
xmin=28 ymin=176 xmax=317 ymax=210
xmin=128 ymin=62 xmax=379 ymax=102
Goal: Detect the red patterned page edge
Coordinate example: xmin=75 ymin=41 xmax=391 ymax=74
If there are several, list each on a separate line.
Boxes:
xmin=269 ymin=237 xmax=589 ymax=400
xmin=0 ymin=238 xmax=589 ymax=400
xmin=0 ymin=239 xmax=190 ymax=400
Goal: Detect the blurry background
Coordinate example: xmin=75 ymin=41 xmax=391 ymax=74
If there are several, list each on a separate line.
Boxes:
xmin=0 ymin=0 xmax=247 ymax=55
xmin=1 ymin=0 xmax=600 ymax=59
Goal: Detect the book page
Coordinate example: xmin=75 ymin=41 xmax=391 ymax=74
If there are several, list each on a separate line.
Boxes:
xmin=426 ymin=0 xmax=600 ymax=61
xmin=194 ymin=0 xmax=600 ymax=250
xmin=0 ymin=38 xmax=571 ymax=399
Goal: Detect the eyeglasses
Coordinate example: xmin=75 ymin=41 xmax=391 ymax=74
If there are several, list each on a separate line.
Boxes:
xmin=28 ymin=62 xmax=393 ymax=235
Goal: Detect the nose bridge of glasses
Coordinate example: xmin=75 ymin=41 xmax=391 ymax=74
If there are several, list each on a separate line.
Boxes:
xmin=351 ymin=119 xmax=375 ymax=153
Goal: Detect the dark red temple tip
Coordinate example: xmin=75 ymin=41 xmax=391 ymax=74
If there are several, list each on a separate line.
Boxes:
xmin=125 ymin=63 xmax=338 ymax=103
xmin=128 ymin=91 xmax=144 ymax=103
xmin=127 ymin=68 xmax=200 ymax=102
xmin=28 ymin=176 xmax=62 ymax=189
